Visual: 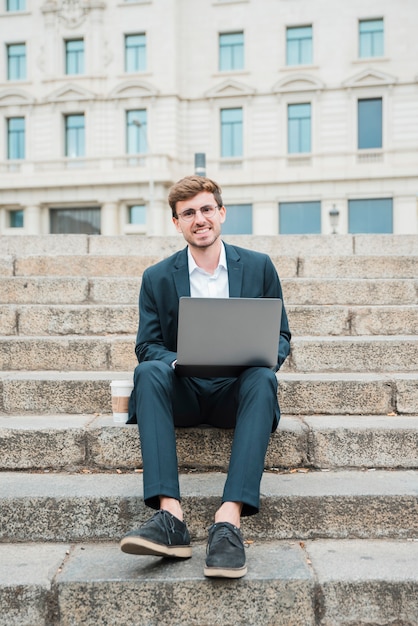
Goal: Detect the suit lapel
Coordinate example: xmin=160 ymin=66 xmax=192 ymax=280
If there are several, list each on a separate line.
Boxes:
xmin=173 ymin=247 xmax=191 ymax=298
xmin=225 ymin=243 xmax=243 ymax=297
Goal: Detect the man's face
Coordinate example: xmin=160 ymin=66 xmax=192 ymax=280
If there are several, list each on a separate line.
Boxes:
xmin=172 ymin=191 xmax=226 ymax=249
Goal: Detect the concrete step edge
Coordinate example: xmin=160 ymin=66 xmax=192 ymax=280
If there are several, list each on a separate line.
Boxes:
xmin=1 ymin=470 xmax=417 ymax=543
xmin=1 ymin=539 xmax=418 ymax=626
xmin=1 ymin=414 xmax=417 ymax=472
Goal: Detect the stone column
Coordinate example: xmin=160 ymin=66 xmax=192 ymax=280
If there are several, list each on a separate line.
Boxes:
xmin=25 ymin=205 xmax=42 ymax=235
xmin=100 ymin=202 xmax=119 ymax=235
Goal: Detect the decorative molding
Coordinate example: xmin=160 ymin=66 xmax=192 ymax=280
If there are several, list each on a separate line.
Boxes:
xmin=342 ymin=68 xmax=398 ymax=89
xmin=0 ymin=88 xmax=35 ymax=106
xmin=108 ymin=80 xmax=159 ymax=100
xmin=273 ymin=74 xmax=325 ymax=94
xmin=44 ymin=83 xmax=97 ymax=103
xmin=41 ymin=0 xmax=105 ymax=28
xmin=204 ymin=79 xmax=256 ymax=99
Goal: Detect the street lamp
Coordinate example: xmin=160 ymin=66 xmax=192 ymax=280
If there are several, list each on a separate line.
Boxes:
xmin=194 ymin=153 xmax=206 ymax=177
xmin=329 ymin=204 xmax=340 ymax=234
xmin=132 ymin=119 xmax=154 ymax=215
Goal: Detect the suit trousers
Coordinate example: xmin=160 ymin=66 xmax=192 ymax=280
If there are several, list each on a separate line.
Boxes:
xmin=133 ymin=360 xmax=279 ymax=516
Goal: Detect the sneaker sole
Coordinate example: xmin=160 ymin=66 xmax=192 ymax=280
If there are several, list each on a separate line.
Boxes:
xmin=120 ymin=536 xmax=192 ymax=559
xmin=204 ymin=565 xmax=247 ymax=579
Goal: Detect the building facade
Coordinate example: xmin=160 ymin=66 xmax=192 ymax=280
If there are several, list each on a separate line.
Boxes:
xmin=0 ymin=0 xmax=417 ymax=236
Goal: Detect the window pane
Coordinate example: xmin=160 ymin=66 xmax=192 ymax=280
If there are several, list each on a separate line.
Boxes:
xmin=50 ymin=208 xmax=101 ymax=234
xmin=129 ymin=205 xmax=146 ymax=224
xmin=125 ymin=34 xmax=146 ymax=72
xmin=222 ymin=204 xmax=252 ymax=234
xmin=349 ymin=198 xmax=392 ymax=233
xmin=7 ymin=44 xmax=26 ymax=80
xmin=7 ymin=117 xmax=25 ymax=159
xmin=7 ymin=0 xmax=26 ymax=10
xmin=286 ymin=26 xmax=312 ymax=65
xmin=126 ymin=110 xmax=147 ymax=153
xmin=358 ymin=98 xmax=382 ymax=149
xmin=65 ymin=114 xmax=85 ymax=157
xmin=288 ymin=103 xmax=311 ymax=153
xmin=279 ymin=201 xmax=321 ymax=234
xmin=219 ymin=32 xmax=244 ymax=71
xmin=359 ymin=19 xmax=384 ymax=57
xmin=66 ymin=39 xmax=84 ymax=75
xmin=221 ymin=108 xmax=243 ymax=157
xmin=9 ymin=210 xmax=24 ymax=228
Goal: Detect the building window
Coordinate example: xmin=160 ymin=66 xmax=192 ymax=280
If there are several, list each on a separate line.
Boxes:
xmin=9 ymin=209 xmax=24 ymax=228
xmin=219 ymin=32 xmax=244 ymax=71
xmin=279 ymin=201 xmax=321 ymax=234
xmin=65 ymin=114 xmax=85 ymax=157
xmin=129 ymin=204 xmax=146 ymax=225
xmin=358 ymin=98 xmax=382 ymax=149
xmin=288 ymin=103 xmax=311 ymax=153
xmin=7 ymin=0 xmax=26 ymax=10
xmin=50 ymin=207 xmax=101 ymax=234
xmin=125 ymin=34 xmax=146 ymax=72
xmin=7 ymin=117 xmax=25 ymax=159
xmin=222 ymin=204 xmax=252 ymax=234
xmin=7 ymin=43 xmax=26 ymax=80
xmin=221 ymin=108 xmax=243 ymax=157
xmin=286 ymin=26 xmax=312 ymax=65
xmin=126 ymin=110 xmax=147 ymax=154
xmin=349 ymin=198 xmax=392 ymax=233
xmin=359 ymin=19 xmax=384 ymax=58
xmin=65 ymin=39 xmax=84 ymax=75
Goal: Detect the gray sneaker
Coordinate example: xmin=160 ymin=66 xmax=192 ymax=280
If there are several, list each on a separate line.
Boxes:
xmin=204 ymin=522 xmax=247 ymax=578
xmin=120 ymin=510 xmax=192 ymax=558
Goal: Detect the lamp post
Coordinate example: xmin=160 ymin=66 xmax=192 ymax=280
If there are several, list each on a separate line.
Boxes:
xmin=194 ymin=152 xmax=206 ymax=177
xmin=132 ymin=119 xmax=154 ymax=216
xmin=329 ymin=204 xmax=340 ymax=234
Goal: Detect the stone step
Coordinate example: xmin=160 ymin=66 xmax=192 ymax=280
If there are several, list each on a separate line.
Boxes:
xmin=1 ymin=470 xmax=417 ymax=543
xmin=1 ymin=276 xmax=416 ymax=305
xmin=1 ymin=335 xmax=417 ymax=373
xmin=2 ymin=303 xmax=417 ymax=337
xmin=2 ymin=233 xmax=418 ymax=257
xmin=1 ymin=414 xmax=417 ymax=472
xmin=1 ymin=539 xmax=417 ymax=626
xmin=2 ymin=253 xmax=417 ymax=279
xmin=1 ymin=371 xmax=416 ymax=415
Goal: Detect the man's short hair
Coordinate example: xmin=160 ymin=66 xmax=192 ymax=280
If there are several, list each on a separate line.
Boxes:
xmin=168 ymin=175 xmax=223 ymax=217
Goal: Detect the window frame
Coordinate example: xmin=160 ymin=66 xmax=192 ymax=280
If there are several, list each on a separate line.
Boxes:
xmin=65 ymin=39 xmax=85 ymax=75
xmin=279 ymin=201 xmax=321 ymax=234
xmin=64 ymin=113 xmax=85 ymax=158
xmin=219 ymin=32 xmax=244 ymax=71
xmin=359 ymin=18 xmax=384 ymax=58
xmin=220 ymin=107 xmax=243 ymax=158
xmin=7 ymin=116 xmax=25 ymax=160
xmin=125 ymin=33 xmax=146 ymax=73
xmin=286 ymin=25 xmax=313 ymax=66
xmin=348 ymin=198 xmax=393 ymax=233
xmin=7 ymin=43 xmax=26 ymax=80
xmin=6 ymin=0 xmax=26 ymax=10
xmin=126 ymin=109 xmax=148 ymax=154
xmin=287 ymin=102 xmax=311 ymax=154
xmin=357 ymin=97 xmax=383 ymax=150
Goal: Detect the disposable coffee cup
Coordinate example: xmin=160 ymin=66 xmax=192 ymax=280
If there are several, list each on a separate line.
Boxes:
xmin=110 ymin=380 xmax=134 ymax=423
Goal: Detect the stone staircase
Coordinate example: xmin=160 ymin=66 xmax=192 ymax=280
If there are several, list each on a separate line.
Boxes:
xmin=0 ymin=234 xmax=417 ymax=626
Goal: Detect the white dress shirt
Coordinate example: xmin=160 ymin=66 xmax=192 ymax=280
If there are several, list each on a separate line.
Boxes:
xmin=187 ymin=242 xmax=229 ymax=298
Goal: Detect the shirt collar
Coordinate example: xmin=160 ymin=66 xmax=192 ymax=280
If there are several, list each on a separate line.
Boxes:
xmin=188 ymin=241 xmax=227 ymax=275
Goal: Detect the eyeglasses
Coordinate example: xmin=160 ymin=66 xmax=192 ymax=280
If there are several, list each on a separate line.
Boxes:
xmin=176 ymin=205 xmax=220 ymax=222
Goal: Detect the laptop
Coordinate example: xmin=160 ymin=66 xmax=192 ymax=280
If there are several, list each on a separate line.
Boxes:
xmin=175 ymin=297 xmax=282 ymax=377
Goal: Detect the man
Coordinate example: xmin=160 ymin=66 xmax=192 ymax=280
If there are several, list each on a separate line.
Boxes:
xmin=120 ymin=175 xmax=291 ymax=578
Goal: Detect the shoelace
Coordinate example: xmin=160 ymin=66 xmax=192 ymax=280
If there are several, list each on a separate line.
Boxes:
xmin=151 ymin=510 xmax=177 ymax=545
xmin=209 ymin=523 xmax=241 ymax=549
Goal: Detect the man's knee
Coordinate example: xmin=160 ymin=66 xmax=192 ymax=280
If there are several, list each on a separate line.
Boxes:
xmin=134 ymin=360 xmax=173 ymax=387
xmin=240 ymin=366 xmax=278 ymax=392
